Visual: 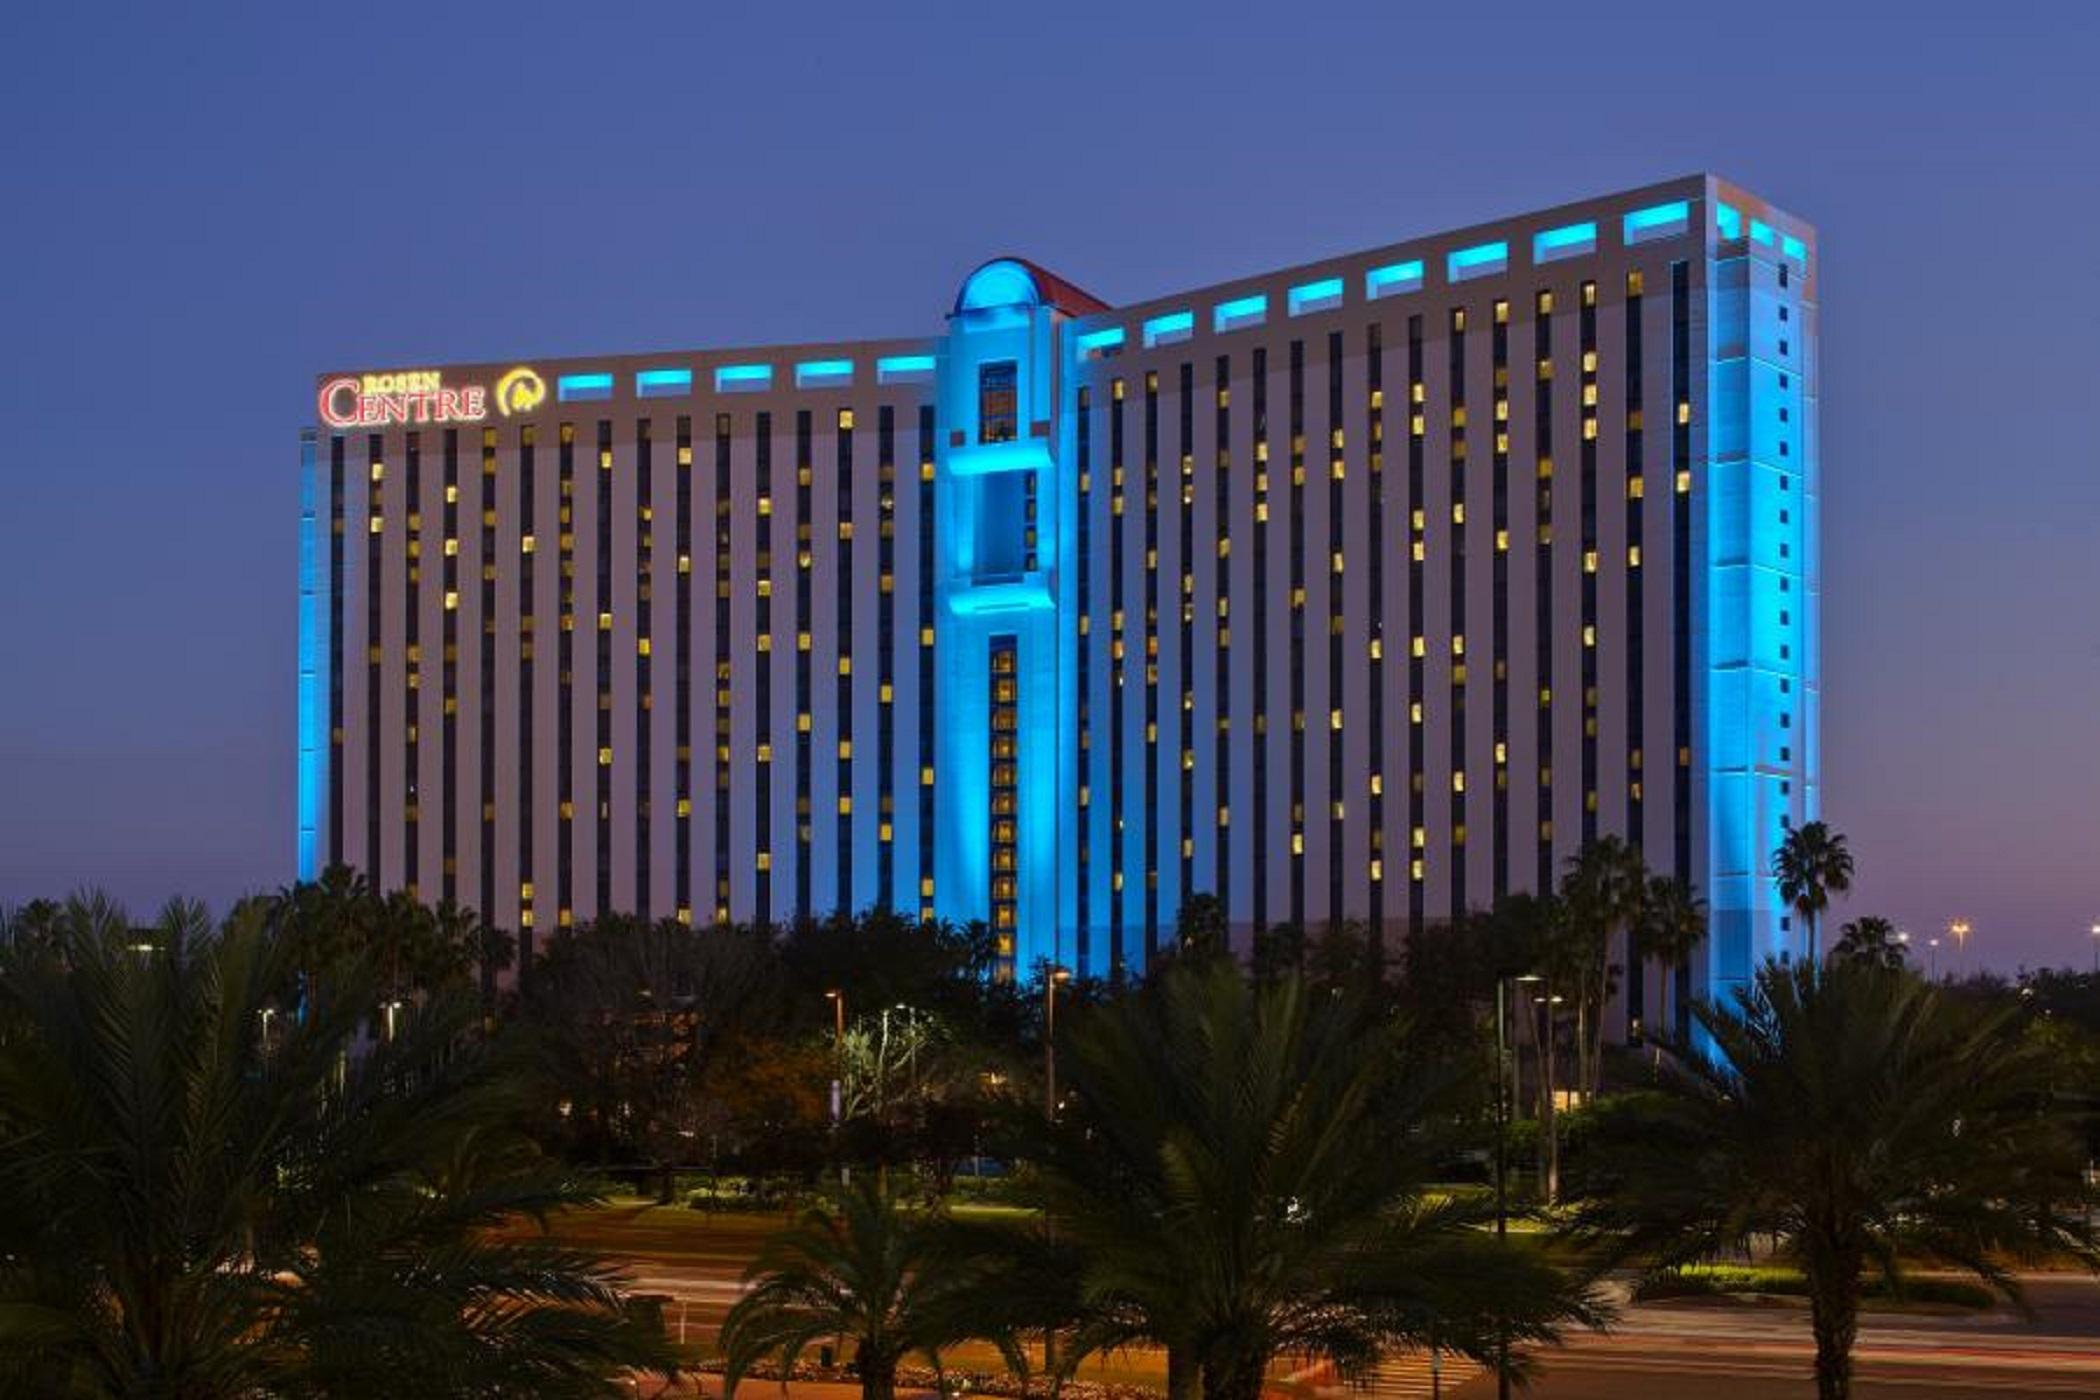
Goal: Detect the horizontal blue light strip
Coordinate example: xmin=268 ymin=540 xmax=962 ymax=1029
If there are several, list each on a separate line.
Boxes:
xmin=1533 ymin=221 xmax=1596 ymax=262
xmin=1447 ymin=240 xmax=1508 ymax=281
xmin=715 ymin=363 xmax=772 ymax=391
xmin=635 ymin=368 xmax=692 ymax=397
xmin=1716 ymin=202 xmax=1743 ymax=240
xmin=795 ymin=358 xmax=854 ymax=387
xmin=1624 ymin=200 xmax=1692 ymax=244
xmin=1782 ymin=233 xmax=1807 ymax=262
xmin=877 ymin=354 xmax=936 ymax=381
xmin=1212 ymin=294 xmax=1267 ymax=332
xmin=1750 ymin=218 xmax=1776 ymax=247
xmin=1144 ymin=309 xmax=1194 ymax=346
xmin=557 ymin=372 xmax=614 ymax=401
xmin=1365 ymin=259 xmax=1424 ymax=298
xmin=1075 ymin=326 xmax=1125 ymax=355
xmin=1288 ymin=277 xmax=1344 ymax=315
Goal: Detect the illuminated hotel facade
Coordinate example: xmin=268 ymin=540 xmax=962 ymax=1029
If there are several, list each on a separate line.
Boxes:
xmin=299 ymin=174 xmax=1818 ymax=1023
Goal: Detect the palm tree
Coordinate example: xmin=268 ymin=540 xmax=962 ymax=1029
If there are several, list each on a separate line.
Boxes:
xmin=1004 ymin=957 xmax=1599 ymax=1400
xmin=1637 ymin=876 xmax=1707 ymax=1042
xmin=1556 ymin=837 xmax=1647 ymax=1095
xmin=1772 ymin=821 xmax=1854 ymax=962
xmin=0 ymin=894 xmax=676 ymax=1397
xmin=1830 ymin=915 xmax=1906 ymax=971
xmin=719 ymin=1177 xmax=984 ymax=1400
xmin=1569 ymin=958 xmax=2099 ymax=1400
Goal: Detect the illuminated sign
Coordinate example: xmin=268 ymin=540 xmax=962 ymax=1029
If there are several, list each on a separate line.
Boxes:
xmin=494 ymin=366 xmax=546 ymax=416
xmin=317 ymin=365 xmax=545 ymax=428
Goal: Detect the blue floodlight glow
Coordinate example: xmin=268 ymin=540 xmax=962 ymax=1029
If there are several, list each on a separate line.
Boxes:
xmin=1749 ymin=218 xmax=1776 ymax=247
xmin=1624 ymin=201 xmax=1692 ymax=245
xmin=877 ymin=354 xmax=937 ymax=383
xmin=714 ymin=363 xmax=773 ymax=392
xmin=1365 ymin=259 xmax=1424 ymax=299
xmin=795 ymin=359 xmax=855 ymax=387
xmin=959 ymin=259 xmax=1039 ymax=312
xmin=1782 ymin=233 xmax=1807 ymax=263
xmin=556 ymin=372 xmax=614 ymax=402
xmin=1288 ymin=277 xmax=1344 ymax=316
xmin=635 ymin=368 xmax=692 ymax=398
xmin=1716 ymin=203 xmax=1743 ymax=240
xmin=1143 ymin=309 xmax=1194 ymax=347
xmin=1212 ymin=294 xmax=1268 ymax=333
xmin=295 ymin=433 xmax=324 ymax=880
xmin=1447 ymin=240 xmax=1509 ymax=282
xmin=1075 ymin=326 xmax=1125 ymax=356
xmin=1533 ymin=221 xmax=1597 ymax=264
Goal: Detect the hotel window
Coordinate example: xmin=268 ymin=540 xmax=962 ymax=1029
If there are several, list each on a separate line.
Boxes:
xmin=1490 ymin=298 xmax=1511 ymax=896
xmin=917 ymin=405 xmax=937 ymax=921
xmin=988 ymin=636 xmax=1021 ymax=973
xmin=403 ymin=432 xmax=422 ymax=896
xmin=1404 ymin=318 xmax=1425 ymax=921
xmin=1076 ymin=386 xmax=1093 ymax=965
xmin=675 ymin=415 xmax=693 ymax=925
xmin=595 ymin=420 xmax=613 ymax=918
xmin=714 ymin=414 xmax=733 ymax=924
xmin=558 ymin=424 xmax=576 ymax=921
xmin=516 ymin=448 xmax=538 ymax=932
xmin=1288 ymin=340 xmax=1307 ymax=930
xmin=756 ymin=412 xmax=775 ymax=926
xmin=1143 ymin=368 xmax=1162 ymax=955
xmin=878 ymin=406 xmax=897 ymax=912
xmin=795 ymin=411 xmax=815 ymax=920
xmin=1534 ymin=286 xmax=1556 ymax=890
xmin=979 ymin=360 xmax=1018 ymax=444
xmin=836 ymin=404 xmax=855 ymax=910
xmin=1578 ymin=281 xmax=1599 ymax=847
xmin=1110 ymin=377 xmax=1129 ymax=971
xmin=1213 ymin=357 xmax=1232 ymax=921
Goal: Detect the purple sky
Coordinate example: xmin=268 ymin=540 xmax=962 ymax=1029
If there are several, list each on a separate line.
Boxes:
xmin=3 ymin=4 xmax=2096 ymax=973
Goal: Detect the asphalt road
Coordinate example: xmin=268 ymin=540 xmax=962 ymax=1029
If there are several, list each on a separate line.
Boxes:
xmin=1448 ymin=1276 xmax=2100 ymax=1399
xmin=544 ymin=1205 xmax=2100 ymax=1399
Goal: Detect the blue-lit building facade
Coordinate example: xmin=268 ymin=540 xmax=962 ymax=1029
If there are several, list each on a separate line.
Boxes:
xmin=299 ymin=174 xmax=1818 ymax=1027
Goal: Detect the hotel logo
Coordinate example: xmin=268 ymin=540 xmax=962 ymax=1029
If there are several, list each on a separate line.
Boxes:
xmin=494 ymin=366 xmax=546 ymax=417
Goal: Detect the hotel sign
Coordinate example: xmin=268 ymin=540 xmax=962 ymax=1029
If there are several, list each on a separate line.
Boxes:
xmin=318 ymin=366 xmax=544 ymax=427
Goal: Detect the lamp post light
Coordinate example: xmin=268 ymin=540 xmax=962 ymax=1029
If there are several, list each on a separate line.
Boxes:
xmin=1949 ymin=919 xmax=1972 ymax=976
xmin=824 ymin=989 xmax=845 ymax=1130
xmin=2089 ymin=922 xmax=2099 ymax=977
xmin=1496 ymin=972 xmax=1542 ymax=1400
xmin=1927 ymin=936 xmax=1941 ymax=981
xmin=1044 ymin=966 xmax=1072 ymax=1123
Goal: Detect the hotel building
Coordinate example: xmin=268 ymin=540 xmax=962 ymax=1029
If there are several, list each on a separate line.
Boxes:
xmin=298 ymin=173 xmax=1819 ymax=1023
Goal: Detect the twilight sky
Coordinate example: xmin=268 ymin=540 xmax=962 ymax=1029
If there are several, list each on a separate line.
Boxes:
xmin=2 ymin=2 xmax=2096 ymax=973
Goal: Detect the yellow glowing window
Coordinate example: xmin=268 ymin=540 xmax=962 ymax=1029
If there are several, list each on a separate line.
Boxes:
xmin=1628 ymin=545 xmax=1643 ymax=567
xmin=1677 ymin=402 xmax=1691 ymax=425
xmin=597 ymin=747 xmax=612 ymax=766
xmin=1676 ymin=470 xmax=1693 ymax=494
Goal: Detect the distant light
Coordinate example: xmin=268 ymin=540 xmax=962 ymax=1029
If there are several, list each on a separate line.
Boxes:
xmin=1365 ymin=259 xmax=1424 ymax=299
xmin=556 ymin=372 xmax=614 ymax=402
xmin=1212 ymin=294 xmax=1268 ymax=333
xmin=1624 ymin=200 xmax=1692 ymax=245
xmin=795 ymin=359 xmax=855 ymax=388
xmin=1447 ymin=240 xmax=1509 ymax=281
xmin=1074 ymin=326 xmax=1125 ymax=357
xmin=715 ymin=363 xmax=772 ymax=392
xmin=1533 ymin=221 xmax=1597 ymax=264
xmin=877 ymin=354 xmax=936 ymax=383
xmin=1287 ymin=277 xmax=1344 ymax=316
xmin=635 ymin=368 xmax=692 ymax=398
xmin=1143 ymin=309 xmax=1194 ymax=348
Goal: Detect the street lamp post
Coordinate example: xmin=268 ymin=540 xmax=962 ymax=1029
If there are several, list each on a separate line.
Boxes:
xmin=1949 ymin=919 xmax=1972 ymax=976
xmin=1927 ymin=936 xmax=1940 ymax=981
xmin=824 ymin=990 xmax=845 ymax=1128
xmin=1044 ymin=966 xmax=1071 ymax=1123
xmin=1496 ymin=973 xmax=1542 ymax=1400
xmin=2089 ymin=922 xmax=2099 ymax=977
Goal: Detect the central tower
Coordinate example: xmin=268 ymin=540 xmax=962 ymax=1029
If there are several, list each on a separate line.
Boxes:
xmin=932 ymin=260 xmax=1103 ymax=979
